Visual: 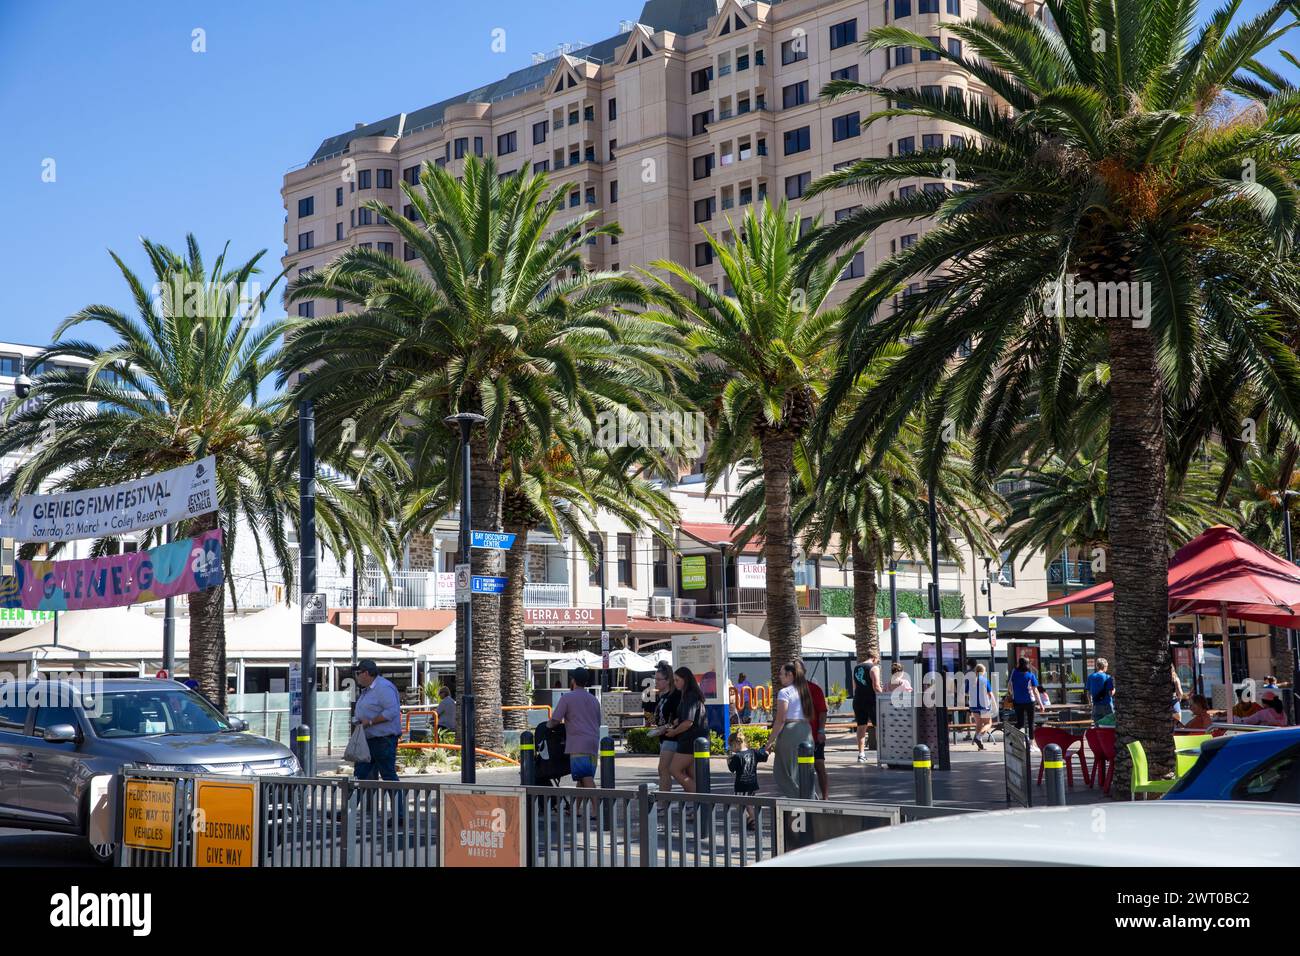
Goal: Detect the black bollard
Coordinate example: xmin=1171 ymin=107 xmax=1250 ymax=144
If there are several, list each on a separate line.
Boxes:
xmin=600 ymin=735 xmax=616 ymax=789
xmin=797 ymin=741 xmax=815 ymax=798
xmin=913 ymin=744 xmax=933 ymax=806
xmin=1043 ymin=743 xmax=1066 ymax=806
xmin=519 ymin=729 xmax=535 ymax=786
xmin=293 ymin=724 xmax=311 ymax=774
xmin=693 ymin=736 xmax=712 ymax=794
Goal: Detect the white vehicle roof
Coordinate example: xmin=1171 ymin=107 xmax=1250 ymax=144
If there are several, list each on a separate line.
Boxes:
xmin=758 ymin=802 xmax=1300 ymax=867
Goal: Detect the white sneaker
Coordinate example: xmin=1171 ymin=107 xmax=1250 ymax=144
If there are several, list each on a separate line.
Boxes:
xmin=856 ymin=753 xmax=868 ymax=764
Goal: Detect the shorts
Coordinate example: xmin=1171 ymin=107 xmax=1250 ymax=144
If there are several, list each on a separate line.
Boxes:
xmin=814 ymin=741 xmax=826 ymax=760
xmin=853 ymin=697 xmax=875 ymax=726
xmin=570 ymin=754 xmax=596 ymax=782
xmin=659 ymin=738 xmax=678 ymax=754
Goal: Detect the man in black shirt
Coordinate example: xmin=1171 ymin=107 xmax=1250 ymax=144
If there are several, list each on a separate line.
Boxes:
xmin=852 ymin=652 xmax=882 ymax=761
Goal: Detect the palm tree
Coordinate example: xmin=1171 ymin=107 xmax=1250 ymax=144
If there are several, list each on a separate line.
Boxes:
xmin=643 ymin=200 xmax=862 ymax=682
xmin=497 ymin=437 xmax=678 ymax=728
xmin=803 ymin=0 xmax=1300 ymax=788
xmin=282 ymin=157 xmax=681 ymax=750
xmin=0 ymin=236 xmax=396 ymax=708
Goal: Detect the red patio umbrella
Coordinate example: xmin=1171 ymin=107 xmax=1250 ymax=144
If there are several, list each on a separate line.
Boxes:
xmin=1011 ymin=525 xmax=1300 ymax=696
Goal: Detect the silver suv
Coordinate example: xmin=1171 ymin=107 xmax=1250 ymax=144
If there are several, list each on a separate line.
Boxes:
xmin=0 ymin=678 xmax=300 ymax=862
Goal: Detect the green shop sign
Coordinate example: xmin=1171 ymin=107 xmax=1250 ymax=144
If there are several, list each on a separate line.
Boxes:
xmin=681 ymin=555 xmax=707 ymax=590
xmin=0 ymin=608 xmax=55 ymax=627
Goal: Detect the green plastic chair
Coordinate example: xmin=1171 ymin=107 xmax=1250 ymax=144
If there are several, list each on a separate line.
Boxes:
xmin=1127 ymin=741 xmax=1176 ymax=798
xmin=1173 ymin=734 xmax=1213 ymax=777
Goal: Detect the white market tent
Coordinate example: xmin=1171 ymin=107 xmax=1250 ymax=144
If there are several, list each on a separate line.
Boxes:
xmin=916 ymin=616 xmax=988 ymax=635
xmin=607 ymin=647 xmax=659 ymax=672
xmin=0 ymin=603 xmax=410 ymax=674
xmin=825 ymin=614 xmax=931 ymax=655
xmin=800 ymin=623 xmax=857 ymax=656
xmin=723 ymin=623 xmax=771 ymax=656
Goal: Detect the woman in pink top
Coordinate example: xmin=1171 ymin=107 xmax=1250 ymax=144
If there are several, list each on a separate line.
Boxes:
xmin=1239 ymin=690 xmax=1289 ymax=726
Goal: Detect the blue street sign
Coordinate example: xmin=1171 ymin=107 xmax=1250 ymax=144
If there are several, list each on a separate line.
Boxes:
xmin=471 ymin=530 xmax=517 ymax=550
xmin=470 ymin=575 xmax=508 ymax=595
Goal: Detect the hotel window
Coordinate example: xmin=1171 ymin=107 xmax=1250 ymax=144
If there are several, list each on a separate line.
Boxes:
xmin=919 ymin=0 xmax=939 ymax=11
xmin=357 ymin=169 xmax=372 ymax=190
xmin=533 ymin=120 xmax=548 ymax=145
xmin=783 ymin=126 xmax=811 ymax=155
xmin=895 ymin=0 xmax=911 ymax=15
xmin=947 ymin=0 xmax=961 ymax=13
xmin=829 ymin=19 xmax=857 ymax=49
xmin=335 ymin=222 xmax=343 ymax=241
xmin=533 ymin=160 xmax=549 ymax=174
xmin=900 ymin=184 xmax=918 ymax=199
xmin=922 ymin=37 xmax=941 ymax=60
xmin=608 ymin=98 xmax=617 ymax=120
xmin=924 ymin=181 xmax=947 ymax=194
xmin=922 ymin=84 xmax=943 ymax=100
xmin=693 ymin=154 xmax=714 ymax=180
xmin=608 ymin=139 xmax=617 ymax=160
xmin=298 ymin=301 xmax=315 ymax=318
xmin=785 ymin=171 xmax=811 ymax=199
xmin=835 ymin=205 xmax=862 ymax=221
xmin=780 ymin=37 xmax=807 ymax=65
xmin=403 ymin=165 xmax=420 ymax=186
xmin=841 ymin=251 xmax=865 ymax=280
xmin=497 ymin=131 xmax=517 ymax=155
xmin=830 ymin=64 xmax=859 ymax=82
xmin=585 ymin=187 xmax=597 ymax=205
xmin=376 ymin=168 xmax=392 ymax=188
xmin=588 ymin=532 xmax=605 ymax=586
xmin=297 ymin=196 xmax=314 ymax=217
xmin=403 ymin=204 xmax=419 ymax=221
xmin=695 ymin=242 xmax=714 ymax=267
xmin=404 ymin=243 xmax=418 ymax=261
xmin=609 ymin=180 xmax=619 ymax=204
xmin=617 ymin=533 xmax=634 ymax=587
xmin=893 ymin=46 xmax=913 ymax=66
xmin=569 ymin=191 xmax=581 ymax=208
xmin=473 ymin=137 xmax=484 ymax=157
xmin=898 ymin=136 xmax=916 ymax=154
xmin=357 ymin=208 xmax=372 ymax=226
xmin=0 ymin=356 xmax=19 ymax=376
xmin=832 ymin=111 xmax=861 ymax=142
xmin=378 ymin=241 xmax=393 ymax=256
xmin=694 ymin=196 xmax=715 ymax=223
xmin=948 ymin=38 xmax=963 ymax=58
xmin=454 ymin=138 xmax=467 ymax=159
xmin=736 ymin=52 xmax=749 ymax=72
xmin=654 ymin=543 xmax=669 ymax=589
xmin=692 ymin=110 xmax=713 ymax=135
xmin=691 ymin=67 xmax=712 ymax=94
xmin=901 ymin=233 xmax=919 ymax=249
xmin=782 ymin=81 xmax=808 ymax=109
xmin=297 ymin=231 xmax=314 ymax=251
xmin=336 ymin=186 xmax=343 ymax=207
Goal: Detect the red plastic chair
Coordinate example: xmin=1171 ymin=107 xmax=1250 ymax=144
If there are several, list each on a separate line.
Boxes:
xmin=1035 ymin=726 xmax=1089 ymax=787
xmin=1086 ymin=727 xmax=1117 ymax=794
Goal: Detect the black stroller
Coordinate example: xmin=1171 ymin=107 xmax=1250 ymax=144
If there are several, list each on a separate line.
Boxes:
xmin=532 ymin=719 xmax=569 ymax=786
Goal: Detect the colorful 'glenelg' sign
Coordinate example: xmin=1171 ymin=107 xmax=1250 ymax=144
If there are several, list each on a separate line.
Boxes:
xmin=0 ymin=529 xmax=224 ymax=611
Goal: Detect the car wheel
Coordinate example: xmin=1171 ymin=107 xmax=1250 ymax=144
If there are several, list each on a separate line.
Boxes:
xmin=87 ymin=840 xmax=118 ymax=866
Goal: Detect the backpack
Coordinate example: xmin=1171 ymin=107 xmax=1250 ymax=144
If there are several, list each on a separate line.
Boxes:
xmin=533 ymin=719 xmax=570 ymax=784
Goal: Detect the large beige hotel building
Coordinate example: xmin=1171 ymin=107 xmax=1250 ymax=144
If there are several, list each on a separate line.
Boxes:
xmin=281 ymin=0 xmax=1043 ymax=310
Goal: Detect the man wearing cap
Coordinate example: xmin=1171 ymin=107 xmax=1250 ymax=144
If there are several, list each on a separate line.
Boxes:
xmin=353 ymin=659 xmax=403 ymax=783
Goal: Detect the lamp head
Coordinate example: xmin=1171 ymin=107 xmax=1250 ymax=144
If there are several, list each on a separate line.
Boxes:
xmin=13 ymin=373 xmax=31 ymax=400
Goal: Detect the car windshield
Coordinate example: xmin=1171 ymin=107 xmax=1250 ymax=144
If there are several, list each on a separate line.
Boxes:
xmin=89 ymin=689 xmax=231 ymax=738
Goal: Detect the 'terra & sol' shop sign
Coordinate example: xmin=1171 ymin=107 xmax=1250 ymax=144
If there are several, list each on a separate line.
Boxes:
xmin=193 ymin=779 xmax=258 ymax=867
xmin=522 ymin=607 xmax=629 ymax=627
xmin=439 ymin=786 xmax=525 ymax=867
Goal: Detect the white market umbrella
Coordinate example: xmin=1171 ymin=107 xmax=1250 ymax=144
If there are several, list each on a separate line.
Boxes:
xmin=405 ymin=622 xmax=457 ymax=662
xmin=549 ymin=650 xmax=603 ymax=670
xmin=606 ymin=647 xmax=659 ymax=672
xmin=800 ymin=623 xmax=857 ymax=655
xmin=1017 ymin=615 xmax=1075 ymax=634
xmin=916 ymin=616 xmax=987 ymax=635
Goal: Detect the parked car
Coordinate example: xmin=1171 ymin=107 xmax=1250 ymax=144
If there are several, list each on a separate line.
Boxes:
xmin=756 ymin=802 xmax=1300 ymax=866
xmin=1165 ymin=727 xmax=1300 ymax=804
xmin=0 ymin=677 xmax=300 ymax=863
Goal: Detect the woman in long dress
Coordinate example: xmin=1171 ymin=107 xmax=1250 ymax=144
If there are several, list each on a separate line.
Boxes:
xmin=769 ymin=660 xmax=815 ymax=797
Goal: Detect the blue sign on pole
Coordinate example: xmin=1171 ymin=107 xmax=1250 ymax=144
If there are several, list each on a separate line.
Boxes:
xmin=470 ymin=575 xmax=508 ymax=595
xmin=471 ymin=530 xmax=517 ymax=550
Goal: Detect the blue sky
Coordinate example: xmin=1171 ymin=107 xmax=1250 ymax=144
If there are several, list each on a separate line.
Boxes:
xmin=0 ymin=0 xmax=1296 ymax=348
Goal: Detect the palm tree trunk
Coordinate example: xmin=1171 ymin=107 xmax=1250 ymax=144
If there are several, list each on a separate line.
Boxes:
xmin=851 ymin=536 xmax=880 ymax=659
xmin=498 ymin=518 xmax=529 ymax=731
xmin=760 ymin=431 xmax=802 ymax=684
xmin=185 ymin=510 xmax=227 ymax=710
xmin=1105 ymin=311 xmax=1174 ymax=796
xmin=458 ymin=430 xmax=504 ymax=753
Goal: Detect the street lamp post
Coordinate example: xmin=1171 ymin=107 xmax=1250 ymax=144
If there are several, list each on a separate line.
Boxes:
xmin=447 ymin=412 xmax=486 ymax=784
xmin=715 ymin=542 xmax=731 ymax=642
xmin=887 ymin=538 xmax=899 ymax=664
xmin=1283 ymin=490 xmax=1299 ymax=724
xmin=926 ymin=471 xmax=951 ymax=772
xmin=598 ymin=534 xmax=609 ymax=693
xmin=163 ymin=524 xmax=176 ymax=677
xmin=298 ymin=387 xmax=318 ymax=776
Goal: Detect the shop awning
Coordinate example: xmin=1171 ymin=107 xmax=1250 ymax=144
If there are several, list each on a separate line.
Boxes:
xmin=678 ymin=522 xmax=764 ymax=555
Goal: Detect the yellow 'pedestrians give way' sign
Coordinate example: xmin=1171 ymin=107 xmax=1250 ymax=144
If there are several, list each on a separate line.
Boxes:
xmin=194 ymin=779 xmax=258 ymax=867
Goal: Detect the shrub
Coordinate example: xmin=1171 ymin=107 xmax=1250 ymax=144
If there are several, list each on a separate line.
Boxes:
xmin=625 ymin=727 xmax=660 ymax=754
xmin=736 ymin=725 xmax=771 ymax=750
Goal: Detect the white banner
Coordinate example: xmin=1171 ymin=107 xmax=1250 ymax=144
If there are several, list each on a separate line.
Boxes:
xmin=0 ymin=456 xmax=218 ymax=543
xmin=736 ymin=559 xmax=767 ymax=589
